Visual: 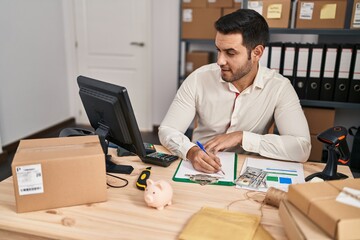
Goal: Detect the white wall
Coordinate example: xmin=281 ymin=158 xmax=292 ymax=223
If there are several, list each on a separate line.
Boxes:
xmin=0 ymin=0 xmax=71 ymax=146
xmin=152 ymin=0 xmax=179 ymax=126
xmin=0 ymin=0 xmax=358 ymax=152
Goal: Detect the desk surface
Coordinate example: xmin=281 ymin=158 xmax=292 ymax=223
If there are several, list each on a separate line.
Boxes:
xmin=0 ymin=146 xmax=353 ymax=240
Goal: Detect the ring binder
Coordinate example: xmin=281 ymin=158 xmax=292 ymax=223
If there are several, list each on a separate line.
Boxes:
xmin=306 ymin=44 xmax=325 ymax=100
xmin=320 ymin=44 xmax=338 ymax=101
xmin=348 ymin=44 xmax=360 ymax=103
xmin=333 ymin=44 xmax=354 ymax=102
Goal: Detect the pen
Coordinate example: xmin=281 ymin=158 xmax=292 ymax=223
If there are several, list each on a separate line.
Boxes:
xmin=196 ymin=141 xmax=225 ymax=175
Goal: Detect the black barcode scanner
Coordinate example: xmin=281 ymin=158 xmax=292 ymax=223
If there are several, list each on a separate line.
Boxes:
xmin=306 ymin=126 xmax=350 ymax=181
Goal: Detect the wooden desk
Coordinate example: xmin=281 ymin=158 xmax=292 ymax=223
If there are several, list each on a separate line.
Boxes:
xmin=0 ymin=147 xmax=353 ymax=240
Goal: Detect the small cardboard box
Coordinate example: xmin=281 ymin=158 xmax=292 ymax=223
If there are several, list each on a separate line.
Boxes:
xmin=303 ymin=107 xmax=335 ymax=135
xmin=222 ymin=7 xmax=241 ymax=16
xmin=295 ymin=0 xmax=347 ymax=29
xmin=279 ymin=200 xmax=331 ymax=240
xmin=207 ymin=0 xmax=234 ymax=8
xmin=233 ymin=0 xmax=242 ymax=8
xmin=247 ymin=0 xmax=292 ymax=28
xmin=182 ymin=8 xmax=222 ymax=39
xmin=11 ymin=136 xmax=107 ymax=213
xmin=350 ymin=0 xmax=360 ymax=29
xmin=287 ymin=179 xmax=360 ymax=239
xmin=186 ymin=51 xmax=213 ymax=76
xmin=308 ymin=134 xmax=324 ymax=162
xmin=263 ymin=0 xmax=292 ymax=28
xmin=182 ymin=0 xmax=207 ymax=8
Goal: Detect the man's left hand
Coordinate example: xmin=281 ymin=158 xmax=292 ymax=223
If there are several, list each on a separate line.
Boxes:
xmin=204 ymin=131 xmax=243 ymax=155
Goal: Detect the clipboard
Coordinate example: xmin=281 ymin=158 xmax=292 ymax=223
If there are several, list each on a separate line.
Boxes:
xmin=172 ymin=152 xmax=237 ymax=186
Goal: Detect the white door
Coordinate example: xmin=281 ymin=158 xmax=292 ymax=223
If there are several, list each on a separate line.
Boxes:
xmin=74 ymin=0 xmax=152 ymax=131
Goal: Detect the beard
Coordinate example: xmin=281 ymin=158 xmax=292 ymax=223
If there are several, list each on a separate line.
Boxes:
xmin=220 ymin=59 xmax=253 ymax=83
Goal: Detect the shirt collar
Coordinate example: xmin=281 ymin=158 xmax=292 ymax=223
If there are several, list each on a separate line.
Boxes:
xmin=218 ymin=64 xmax=265 ymax=94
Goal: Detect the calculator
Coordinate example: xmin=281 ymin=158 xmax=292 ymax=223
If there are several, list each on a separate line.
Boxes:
xmin=141 ymin=152 xmax=179 ymax=167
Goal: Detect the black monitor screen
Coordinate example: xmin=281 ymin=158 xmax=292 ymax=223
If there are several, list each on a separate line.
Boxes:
xmin=77 ymin=75 xmax=147 ymax=158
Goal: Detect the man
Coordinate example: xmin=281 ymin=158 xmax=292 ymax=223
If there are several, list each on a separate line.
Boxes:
xmin=159 ymin=9 xmax=311 ymax=173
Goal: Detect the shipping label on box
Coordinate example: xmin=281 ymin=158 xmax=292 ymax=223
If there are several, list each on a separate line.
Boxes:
xmin=288 ymin=179 xmax=360 ymax=239
xmin=15 ymin=164 xmax=44 ymax=196
xmin=248 ymin=0 xmax=263 ymax=15
xmin=12 ymin=136 xmax=107 ymax=213
xmin=351 ymin=1 xmax=360 ymax=28
xmin=299 ymin=2 xmax=314 ymax=19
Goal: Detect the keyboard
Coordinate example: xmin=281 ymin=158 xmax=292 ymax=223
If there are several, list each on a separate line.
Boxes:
xmin=142 ymin=152 xmax=179 ymax=167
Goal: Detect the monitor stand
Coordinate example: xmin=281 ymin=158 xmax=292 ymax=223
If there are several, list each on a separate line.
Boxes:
xmin=105 ymin=156 xmax=134 ymax=174
xmin=95 ymin=124 xmax=134 ymax=175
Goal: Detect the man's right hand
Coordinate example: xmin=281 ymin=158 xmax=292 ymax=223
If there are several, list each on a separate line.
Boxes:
xmin=186 ymin=146 xmax=222 ymax=173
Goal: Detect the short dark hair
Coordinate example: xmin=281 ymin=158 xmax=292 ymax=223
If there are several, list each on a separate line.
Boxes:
xmin=215 ymin=9 xmax=269 ymax=52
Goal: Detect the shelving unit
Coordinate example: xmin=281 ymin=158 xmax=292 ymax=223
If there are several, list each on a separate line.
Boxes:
xmin=269 ymin=28 xmax=360 ymax=36
xmin=300 ymin=99 xmax=360 ymax=109
xmin=178 ymin=1 xmax=360 ymax=109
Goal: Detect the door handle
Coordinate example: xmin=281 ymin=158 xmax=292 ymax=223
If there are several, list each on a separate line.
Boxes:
xmin=130 ymin=42 xmax=145 ymax=47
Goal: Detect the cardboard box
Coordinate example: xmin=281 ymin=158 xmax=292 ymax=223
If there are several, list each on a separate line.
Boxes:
xmin=247 ymin=0 xmax=291 ymax=28
xmin=233 ymin=0 xmax=242 ymax=8
xmin=186 ymin=51 xmax=213 ymax=75
xmin=263 ymin=0 xmax=292 ymax=28
xmin=11 ymin=136 xmax=107 ymax=213
xmin=279 ymin=200 xmax=331 ymax=240
xmin=207 ymin=0 xmax=233 ymax=8
xmin=288 ymin=179 xmax=360 ymax=239
xmin=309 ymin=134 xmax=324 ymax=162
xmin=222 ymin=7 xmax=241 ymax=16
xmin=350 ymin=0 xmax=360 ymax=29
xmin=182 ymin=8 xmax=222 ymax=39
xmin=182 ymin=0 xmax=207 ymax=8
xmin=303 ymin=107 xmax=335 ymax=135
xmin=295 ymin=0 xmax=347 ymax=29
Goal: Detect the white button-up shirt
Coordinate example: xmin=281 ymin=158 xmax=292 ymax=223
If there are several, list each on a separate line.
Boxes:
xmin=159 ymin=63 xmax=311 ymax=162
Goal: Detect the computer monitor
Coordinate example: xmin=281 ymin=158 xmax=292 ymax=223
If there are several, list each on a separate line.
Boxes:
xmin=77 ymin=75 xmax=178 ymax=170
xmin=77 ymin=75 xmax=147 ymax=157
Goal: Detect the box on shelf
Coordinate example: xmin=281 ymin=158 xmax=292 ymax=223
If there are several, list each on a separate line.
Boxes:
xmin=279 ymin=200 xmax=331 ymax=240
xmin=295 ymin=0 xmax=347 ymax=29
xmin=182 ymin=8 xmax=221 ymax=39
xmin=11 ymin=136 xmax=107 ymax=213
xmin=287 ymin=179 xmax=360 ymax=239
xmin=303 ymin=107 xmax=335 ymax=135
xmin=233 ymin=0 xmax=242 ymax=8
xmin=186 ymin=51 xmax=213 ymax=76
xmin=182 ymin=0 xmax=207 ymax=8
xmin=247 ymin=0 xmax=292 ymax=28
xmin=350 ymin=0 xmax=360 ymax=29
xmin=309 ymin=135 xmax=324 ymax=162
xmin=263 ymin=0 xmax=292 ymax=28
xmin=222 ymin=7 xmax=241 ymax=16
xmin=303 ymin=107 xmax=334 ymax=162
xmin=207 ymin=0 xmax=233 ymax=8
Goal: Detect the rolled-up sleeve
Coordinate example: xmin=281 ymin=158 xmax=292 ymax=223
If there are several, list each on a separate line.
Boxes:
xmin=158 ymin=74 xmax=198 ymax=159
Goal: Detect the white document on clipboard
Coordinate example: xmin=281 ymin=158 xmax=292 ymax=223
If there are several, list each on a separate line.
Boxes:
xmin=173 ymin=152 xmax=237 ymax=186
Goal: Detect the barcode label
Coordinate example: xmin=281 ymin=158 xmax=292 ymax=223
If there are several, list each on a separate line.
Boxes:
xmin=300 ymin=2 xmax=314 ymax=20
xmin=353 ymin=3 xmax=360 ymax=28
xmin=16 ymin=164 xmax=44 ymax=196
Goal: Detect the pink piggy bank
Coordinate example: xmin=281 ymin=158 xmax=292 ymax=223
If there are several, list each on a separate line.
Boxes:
xmin=144 ymin=179 xmax=173 ymax=210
